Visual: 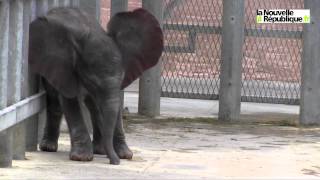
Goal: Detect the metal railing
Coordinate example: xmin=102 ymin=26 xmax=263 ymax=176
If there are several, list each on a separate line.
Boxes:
xmin=0 ymin=0 xmax=80 ymax=168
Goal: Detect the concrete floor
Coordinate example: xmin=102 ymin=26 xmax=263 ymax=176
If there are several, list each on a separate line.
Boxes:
xmin=2 ymin=93 xmax=319 ymax=179
xmin=2 ymin=118 xmax=320 ymax=179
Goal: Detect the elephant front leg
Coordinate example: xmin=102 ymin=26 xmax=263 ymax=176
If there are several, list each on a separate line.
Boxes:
xmin=113 ymin=108 xmax=133 ymax=159
xmin=84 ymin=95 xmax=133 ymax=159
xmin=40 ymin=80 xmax=63 ymax=152
xmin=59 ymin=96 xmax=93 ymax=161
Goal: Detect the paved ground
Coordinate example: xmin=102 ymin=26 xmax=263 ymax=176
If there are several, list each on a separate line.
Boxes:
xmin=2 ymin=92 xmax=319 ymax=179
xmin=1 ymin=116 xmax=320 ymax=179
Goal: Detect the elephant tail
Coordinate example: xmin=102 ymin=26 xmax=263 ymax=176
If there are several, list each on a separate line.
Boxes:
xmin=107 ymin=8 xmax=164 ymax=89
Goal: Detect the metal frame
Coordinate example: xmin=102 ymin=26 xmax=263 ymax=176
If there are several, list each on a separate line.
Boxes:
xmin=0 ymin=0 xmax=82 ymax=168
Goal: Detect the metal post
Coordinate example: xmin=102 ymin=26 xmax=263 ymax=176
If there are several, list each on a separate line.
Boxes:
xmin=8 ymin=0 xmax=25 ymax=160
xmin=24 ymin=0 xmax=39 ymax=151
xmin=48 ymin=0 xmax=59 ymax=9
xmin=58 ymin=0 xmax=70 ymax=7
xmin=110 ymin=0 xmax=128 ymax=111
xmin=79 ymin=0 xmax=101 ymax=23
xmin=36 ymin=0 xmax=48 ymax=16
xmin=0 ymin=0 xmax=12 ymax=168
xmin=300 ymin=0 xmax=320 ymax=125
xmin=218 ymin=0 xmax=244 ymax=121
xmin=35 ymin=0 xmax=50 ymax=146
xmin=71 ymin=0 xmax=79 ymax=7
xmin=138 ymin=0 xmax=163 ymax=117
xmin=110 ymin=0 xmax=127 ymax=16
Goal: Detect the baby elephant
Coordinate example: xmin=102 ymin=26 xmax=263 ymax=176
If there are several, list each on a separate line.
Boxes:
xmin=28 ymin=7 xmax=163 ymax=165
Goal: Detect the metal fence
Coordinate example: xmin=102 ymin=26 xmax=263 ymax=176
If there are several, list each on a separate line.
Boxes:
xmin=242 ymin=0 xmax=303 ymax=104
xmin=161 ymin=0 xmax=303 ymax=105
xmin=161 ymin=0 xmax=223 ymax=100
xmin=0 ymin=0 xmax=84 ymax=168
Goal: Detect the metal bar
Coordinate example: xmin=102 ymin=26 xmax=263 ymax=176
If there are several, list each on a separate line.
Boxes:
xmin=23 ymin=0 xmax=40 ymax=151
xmin=161 ymin=92 xmax=219 ymax=100
xmin=240 ymin=96 xmax=299 ymax=105
xmin=161 ymin=91 xmax=299 ymax=105
xmin=110 ymin=0 xmax=128 ymax=116
xmin=162 ymin=77 xmax=299 ymax=103
xmin=0 ymin=1 xmax=9 ymax=109
xmin=300 ymin=0 xmax=320 ymax=125
xmin=163 ymin=23 xmax=302 ymax=39
xmin=163 ymin=23 xmax=222 ymax=34
xmin=0 ymin=92 xmax=46 ymax=132
xmin=59 ymin=0 xmax=71 ymax=7
xmin=8 ymin=0 xmax=25 ymax=160
xmin=110 ymin=0 xmax=128 ymax=17
xmin=218 ymin=0 xmax=245 ymax=121
xmin=79 ymin=0 xmax=101 ymax=22
xmin=71 ymin=0 xmax=79 ymax=7
xmin=245 ymin=28 xmax=302 ymax=39
xmin=36 ymin=0 xmax=48 ymax=17
xmin=0 ymin=0 xmax=12 ymax=168
xmin=166 ymin=23 xmax=301 ymax=39
xmin=48 ymin=0 xmax=59 ymax=9
xmin=138 ymin=0 xmax=164 ymax=117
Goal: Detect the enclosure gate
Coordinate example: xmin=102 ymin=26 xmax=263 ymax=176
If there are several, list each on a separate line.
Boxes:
xmin=161 ymin=0 xmax=303 ymax=105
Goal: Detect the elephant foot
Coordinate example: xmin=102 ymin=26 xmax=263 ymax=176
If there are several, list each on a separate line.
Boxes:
xmin=114 ymin=141 xmax=133 ymax=160
xmin=70 ymin=142 xmax=93 ymax=161
xmin=109 ymin=156 xmax=120 ymax=165
xmin=40 ymin=139 xmax=58 ymax=152
xmin=93 ymin=140 xmax=133 ymax=159
xmin=93 ymin=140 xmax=106 ymax=155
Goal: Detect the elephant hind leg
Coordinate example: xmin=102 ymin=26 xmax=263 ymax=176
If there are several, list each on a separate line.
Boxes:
xmin=40 ymin=79 xmax=63 ymax=152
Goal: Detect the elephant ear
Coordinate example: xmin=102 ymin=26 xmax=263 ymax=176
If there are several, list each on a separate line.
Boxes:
xmin=107 ymin=8 xmax=164 ymax=89
xmin=29 ymin=17 xmax=80 ymax=98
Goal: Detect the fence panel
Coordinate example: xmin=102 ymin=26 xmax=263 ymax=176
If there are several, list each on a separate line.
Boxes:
xmin=242 ymin=0 xmax=303 ymax=104
xmin=0 ymin=0 xmax=80 ymax=168
xmin=161 ymin=0 xmax=303 ymax=105
xmin=161 ymin=0 xmax=223 ymax=100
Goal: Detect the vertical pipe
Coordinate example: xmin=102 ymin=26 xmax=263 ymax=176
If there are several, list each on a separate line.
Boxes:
xmin=218 ymin=0 xmax=245 ymax=121
xmin=60 ymin=0 xmax=71 ymax=7
xmin=138 ymin=0 xmax=164 ymax=117
xmin=79 ymin=0 xmax=101 ymax=22
xmin=71 ymin=0 xmax=80 ymax=7
xmin=34 ymin=0 xmax=49 ymax=148
xmin=24 ymin=0 xmax=39 ymax=151
xmin=8 ymin=0 xmax=25 ymax=160
xmin=48 ymin=0 xmax=59 ymax=9
xmin=300 ymin=0 xmax=320 ymax=125
xmin=110 ymin=0 xmax=128 ymax=112
xmin=110 ymin=0 xmax=128 ymax=16
xmin=0 ymin=0 xmax=12 ymax=168
xmin=36 ymin=0 xmax=48 ymax=16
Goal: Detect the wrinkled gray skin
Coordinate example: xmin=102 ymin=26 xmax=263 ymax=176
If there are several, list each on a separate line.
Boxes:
xmin=28 ymin=7 xmax=163 ymax=165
